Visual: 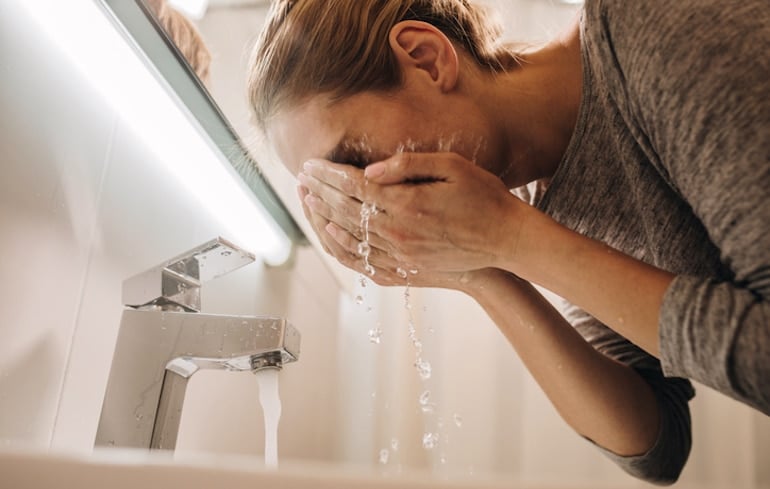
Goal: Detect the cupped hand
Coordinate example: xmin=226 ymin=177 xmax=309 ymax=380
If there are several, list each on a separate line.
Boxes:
xmin=297 ymin=169 xmax=476 ymax=290
xmin=298 ymin=152 xmax=527 ymax=285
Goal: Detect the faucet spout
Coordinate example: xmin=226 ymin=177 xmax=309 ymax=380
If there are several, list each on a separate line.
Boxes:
xmin=95 ymin=310 xmax=300 ymax=450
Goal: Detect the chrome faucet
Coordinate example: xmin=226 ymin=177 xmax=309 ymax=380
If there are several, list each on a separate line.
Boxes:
xmin=95 ymin=237 xmax=300 ymax=450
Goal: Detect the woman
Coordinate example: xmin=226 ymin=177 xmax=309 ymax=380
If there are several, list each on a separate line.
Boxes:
xmin=248 ymin=0 xmax=769 ymax=484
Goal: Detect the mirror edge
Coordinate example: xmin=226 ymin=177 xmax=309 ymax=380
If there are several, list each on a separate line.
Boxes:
xmin=98 ymin=0 xmax=307 ymax=247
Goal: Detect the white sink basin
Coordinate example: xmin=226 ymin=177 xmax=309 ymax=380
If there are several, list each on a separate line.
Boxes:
xmin=0 ymin=448 xmax=616 ymax=489
xmin=0 ymin=448 xmax=496 ymax=489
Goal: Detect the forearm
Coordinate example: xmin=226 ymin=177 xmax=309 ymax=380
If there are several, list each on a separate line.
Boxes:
xmin=501 ymin=205 xmax=675 ymax=357
xmin=461 ymin=269 xmax=661 ymax=456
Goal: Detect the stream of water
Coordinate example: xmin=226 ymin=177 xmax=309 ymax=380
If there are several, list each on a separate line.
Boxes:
xmin=255 ymin=368 xmax=281 ymax=468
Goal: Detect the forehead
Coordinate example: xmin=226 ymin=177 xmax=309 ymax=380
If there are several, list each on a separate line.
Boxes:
xmin=269 ymin=95 xmax=386 ymax=173
xmin=268 ymin=96 xmax=343 ymax=175
xmin=267 ymin=92 xmax=409 ymax=174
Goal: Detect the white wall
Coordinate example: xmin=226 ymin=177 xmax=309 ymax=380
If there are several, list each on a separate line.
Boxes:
xmin=0 ymin=0 xmax=341 ymax=465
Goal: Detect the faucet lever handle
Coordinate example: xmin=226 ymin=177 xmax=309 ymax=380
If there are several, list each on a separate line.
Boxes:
xmin=122 ymin=237 xmax=256 ymax=312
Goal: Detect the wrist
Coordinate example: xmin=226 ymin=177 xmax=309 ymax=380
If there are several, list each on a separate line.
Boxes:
xmin=498 ymin=203 xmax=559 ymax=281
xmin=454 ymin=268 xmax=526 ymax=297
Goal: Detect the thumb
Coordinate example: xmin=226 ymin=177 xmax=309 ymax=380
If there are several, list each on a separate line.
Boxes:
xmin=364 ymin=153 xmax=447 ymax=184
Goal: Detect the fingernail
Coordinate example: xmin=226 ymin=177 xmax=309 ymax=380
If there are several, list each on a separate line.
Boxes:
xmin=325 ymin=222 xmax=337 ymax=237
xmin=365 ymin=162 xmax=385 ymax=179
xmin=304 ymin=194 xmax=319 ymax=209
xmin=303 ymin=160 xmax=318 ymax=172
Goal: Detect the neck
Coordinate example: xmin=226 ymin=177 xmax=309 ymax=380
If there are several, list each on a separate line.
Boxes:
xmin=485 ymin=19 xmax=583 ymax=188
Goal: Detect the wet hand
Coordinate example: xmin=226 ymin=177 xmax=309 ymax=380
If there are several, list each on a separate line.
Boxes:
xmin=299 ymin=152 xmax=526 ymax=280
xmin=296 ymin=163 xmax=467 ymax=288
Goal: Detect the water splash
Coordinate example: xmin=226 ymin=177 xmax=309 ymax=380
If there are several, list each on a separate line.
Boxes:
xmin=390 ymin=438 xmax=399 ymax=451
xmin=379 ymin=448 xmax=390 ymax=465
xmin=422 ymin=432 xmax=439 ymax=450
xmin=359 ymin=202 xmax=378 ymax=277
xmin=415 ymin=359 xmax=432 ymax=381
xmin=419 ymin=390 xmax=435 ymax=413
xmin=368 ymin=326 xmax=383 ymax=344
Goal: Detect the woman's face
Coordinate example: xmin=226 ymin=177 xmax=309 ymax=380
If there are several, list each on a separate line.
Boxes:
xmin=268 ymin=87 xmax=502 ymax=178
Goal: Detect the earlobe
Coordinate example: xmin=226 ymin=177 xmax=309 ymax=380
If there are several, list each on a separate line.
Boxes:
xmin=389 ymin=20 xmax=459 ymax=92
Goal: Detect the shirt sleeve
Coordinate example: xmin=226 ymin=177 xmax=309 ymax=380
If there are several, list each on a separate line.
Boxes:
xmin=564 ymin=302 xmax=695 ymax=485
xmin=594 ymin=0 xmax=770 ymax=415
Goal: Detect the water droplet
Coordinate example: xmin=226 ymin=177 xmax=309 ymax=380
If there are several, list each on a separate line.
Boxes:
xmin=415 ymin=359 xmax=432 ymax=380
xmin=364 ymin=263 xmax=376 ymax=276
xmin=368 ymin=327 xmax=383 ymax=344
xmin=419 ymin=390 xmax=434 ymax=413
xmin=422 ymin=432 xmax=438 ymax=450
xmin=409 ymin=269 xmax=419 ymax=275
xmin=419 ymin=390 xmax=431 ymax=404
xmin=453 ymin=413 xmax=463 ymax=427
xmin=366 ymin=306 xmax=373 ymax=313
xmin=361 ymin=202 xmax=379 ymax=217
xmin=357 ymin=241 xmax=371 ymax=257
xmin=396 ymin=267 xmax=407 ymax=279
xmin=379 ymin=449 xmax=389 ymax=465
xmin=221 ymin=250 xmax=232 ymax=257
xmin=355 ymin=295 xmax=364 ymax=305
xmin=390 ymin=438 xmax=399 ymax=451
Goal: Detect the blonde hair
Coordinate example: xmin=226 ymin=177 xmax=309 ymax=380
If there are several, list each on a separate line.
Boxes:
xmin=147 ymin=0 xmax=212 ymax=84
xmin=248 ymin=0 xmax=514 ymax=133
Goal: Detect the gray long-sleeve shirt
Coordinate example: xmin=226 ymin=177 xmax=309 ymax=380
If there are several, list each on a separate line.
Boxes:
xmin=528 ymin=0 xmax=769 ymax=484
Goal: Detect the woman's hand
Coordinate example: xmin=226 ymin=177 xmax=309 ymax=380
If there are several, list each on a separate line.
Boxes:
xmin=296 ymin=169 xmax=495 ymax=290
xmin=299 ymin=152 xmax=527 ymax=280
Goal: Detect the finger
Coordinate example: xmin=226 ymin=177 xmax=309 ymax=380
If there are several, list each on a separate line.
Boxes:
xmin=303 ymin=192 xmax=364 ymax=240
xmin=298 ymin=173 xmax=362 ymax=229
xmin=303 ymin=159 xmax=367 ymax=201
xmin=364 ymin=152 xmax=456 ymax=185
xmin=299 ymin=198 xmax=333 ymax=255
xmin=325 ymin=222 xmax=413 ymax=280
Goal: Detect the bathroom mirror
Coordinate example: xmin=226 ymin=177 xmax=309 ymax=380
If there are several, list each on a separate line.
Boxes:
xmin=99 ymin=0 xmax=306 ymax=251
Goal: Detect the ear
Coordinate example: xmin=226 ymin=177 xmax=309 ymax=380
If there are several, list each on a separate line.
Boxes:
xmin=388 ymin=20 xmax=460 ymax=93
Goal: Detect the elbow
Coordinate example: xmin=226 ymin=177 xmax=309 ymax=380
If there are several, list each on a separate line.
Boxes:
xmin=606 ymin=375 xmax=694 ymax=485
xmin=616 ymin=424 xmax=691 ymax=486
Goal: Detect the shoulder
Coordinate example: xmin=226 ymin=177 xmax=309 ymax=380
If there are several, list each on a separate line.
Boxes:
xmin=581 ymin=0 xmax=770 ymax=165
xmin=582 ymin=0 xmax=770 ymax=85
